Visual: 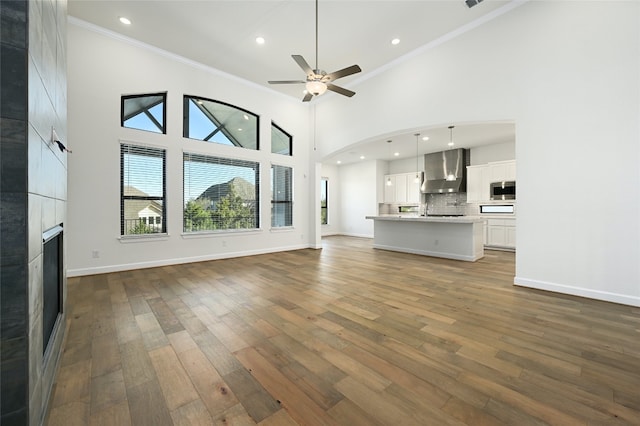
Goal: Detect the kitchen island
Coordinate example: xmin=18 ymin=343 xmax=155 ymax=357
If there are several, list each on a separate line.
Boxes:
xmin=365 ymin=215 xmax=485 ymax=262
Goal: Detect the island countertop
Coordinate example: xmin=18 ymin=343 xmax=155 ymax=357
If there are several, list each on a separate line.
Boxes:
xmin=365 ymin=215 xmax=485 ymax=224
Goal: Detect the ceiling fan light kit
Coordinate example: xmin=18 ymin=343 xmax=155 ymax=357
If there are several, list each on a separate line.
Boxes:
xmin=306 ymin=80 xmax=327 ymax=96
xmin=268 ymin=0 xmax=361 ymax=102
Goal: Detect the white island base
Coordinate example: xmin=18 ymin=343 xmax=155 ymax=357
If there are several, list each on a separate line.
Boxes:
xmin=366 ymin=216 xmax=485 ymax=262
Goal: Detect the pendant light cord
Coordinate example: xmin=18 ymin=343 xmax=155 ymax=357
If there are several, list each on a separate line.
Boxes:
xmin=415 ymin=133 xmax=420 ymax=182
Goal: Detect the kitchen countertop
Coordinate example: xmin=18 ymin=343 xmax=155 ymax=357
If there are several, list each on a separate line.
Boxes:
xmin=366 ymin=215 xmax=485 ymax=224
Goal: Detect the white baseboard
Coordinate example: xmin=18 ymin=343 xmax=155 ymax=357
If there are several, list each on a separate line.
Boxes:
xmin=514 ymin=276 xmax=640 ymax=307
xmin=321 ymin=231 xmax=341 ymax=237
xmin=337 ymin=232 xmax=373 ymax=239
xmin=374 ymin=244 xmax=481 ymax=262
xmin=67 ymin=243 xmax=310 ymax=277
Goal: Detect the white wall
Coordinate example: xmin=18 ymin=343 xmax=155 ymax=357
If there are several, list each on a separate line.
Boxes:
xmin=315 ymin=1 xmax=640 ymax=306
xmin=67 ymin=22 xmax=311 ymax=276
xmin=470 ymin=141 xmax=515 ymax=165
xmin=337 ymin=161 xmax=379 ymax=238
xmin=389 ymin=157 xmax=420 ymax=175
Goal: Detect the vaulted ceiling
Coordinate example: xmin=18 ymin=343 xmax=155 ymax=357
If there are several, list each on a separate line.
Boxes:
xmin=68 ymin=0 xmax=516 ymax=163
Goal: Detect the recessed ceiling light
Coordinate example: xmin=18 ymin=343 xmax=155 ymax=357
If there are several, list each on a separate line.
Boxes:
xmin=238 ymin=128 xmax=243 ymax=131
xmin=391 ymin=38 xmax=400 ymax=45
xmin=119 ymin=16 xmax=131 ymax=25
xmin=448 ymin=142 xmax=454 ymax=147
xmin=256 ymin=36 xmax=265 ymax=45
xmin=422 ymin=136 xmax=430 ymax=141
xmin=394 ymin=152 xmax=400 ymax=156
xmin=360 ymin=155 xmax=365 ymax=160
xmin=337 ymin=160 xmax=342 ymax=164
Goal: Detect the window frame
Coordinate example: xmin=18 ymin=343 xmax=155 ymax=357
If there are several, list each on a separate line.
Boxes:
xmin=271 ymin=121 xmax=293 ymax=156
xmin=120 ymin=143 xmax=167 ymax=236
xmin=183 ymin=152 xmax=261 ymax=233
xmin=121 ymin=92 xmax=167 ymax=134
xmin=270 ymin=164 xmax=293 ymax=228
xmin=183 ymin=95 xmax=260 ymax=151
xmin=321 ymin=177 xmax=328 ymax=225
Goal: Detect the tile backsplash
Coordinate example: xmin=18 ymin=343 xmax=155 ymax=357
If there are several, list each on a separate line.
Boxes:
xmin=380 ymin=192 xmax=516 ymax=217
xmin=425 ymin=193 xmax=467 ymax=216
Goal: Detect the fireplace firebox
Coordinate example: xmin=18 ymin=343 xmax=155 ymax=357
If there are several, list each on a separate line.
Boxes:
xmin=42 ymin=224 xmax=63 ymax=355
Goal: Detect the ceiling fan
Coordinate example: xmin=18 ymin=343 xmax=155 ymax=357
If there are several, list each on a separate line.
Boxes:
xmin=268 ymin=0 xmax=362 ymax=102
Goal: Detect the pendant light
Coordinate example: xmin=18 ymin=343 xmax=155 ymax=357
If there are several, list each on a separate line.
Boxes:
xmin=414 ymin=133 xmax=421 ymax=183
xmin=386 ymin=140 xmax=393 ymax=186
xmin=448 ymin=125 xmax=455 ymax=148
xmin=446 ymin=125 xmax=456 ymax=181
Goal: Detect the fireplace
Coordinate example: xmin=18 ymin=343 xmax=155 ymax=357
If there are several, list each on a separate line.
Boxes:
xmin=43 ymin=224 xmax=64 ymax=355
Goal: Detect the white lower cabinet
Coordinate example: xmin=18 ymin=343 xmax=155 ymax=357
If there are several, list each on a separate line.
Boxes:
xmin=483 ymin=220 xmax=488 ymax=245
xmin=505 ymin=225 xmax=516 ymax=247
xmin=486 ymin=218 xmax=516 ymax=249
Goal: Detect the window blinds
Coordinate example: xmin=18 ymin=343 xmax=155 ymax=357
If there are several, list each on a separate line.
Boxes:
xmin=120 ymin=144 xmax=166 ymax=235
xmin=271 ymin=164 xmax=293 ymax=227
xmin=183 ymin=152 xmax=260 ymax=232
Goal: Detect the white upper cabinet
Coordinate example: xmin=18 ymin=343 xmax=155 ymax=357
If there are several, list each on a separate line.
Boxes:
xmin=467 ymin=160 xmax=516 ymax=202
xmin=407 ymin=174 xmax=421 ymax=204
xmin=506 ymin=161 xmax=516 ymax=181
xmin=383 ymin=175 xmax=397 ymax=203
xmin=466 ymin=165 xmax=488 ymax=203
xmin=383 ymin=173 xmax=421 ymax=204
xmin=488 ymin=160 xmax=516 ymax=183
xmin=395 ymin=173 xmax=409 ymax=203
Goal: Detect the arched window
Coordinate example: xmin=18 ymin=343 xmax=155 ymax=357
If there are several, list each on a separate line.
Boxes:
xmin=183 ymin=96 xmax=259 ymax=150
xmin=271 ymin=121 xmax=292 ymax=156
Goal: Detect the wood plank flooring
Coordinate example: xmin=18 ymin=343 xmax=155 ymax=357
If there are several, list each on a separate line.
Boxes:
xmin=46 ymin=236 xmax=640 ymax=425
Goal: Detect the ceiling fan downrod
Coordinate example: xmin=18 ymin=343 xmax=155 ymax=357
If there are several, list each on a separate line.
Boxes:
xmin=315 ymin=0 xmax=319 ymax=70
xmin=266 ymin=0 xmax=362 ymax=102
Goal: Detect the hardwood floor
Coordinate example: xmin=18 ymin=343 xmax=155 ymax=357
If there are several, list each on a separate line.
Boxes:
xmin=46 ymin=236 xmax=640 ymax=425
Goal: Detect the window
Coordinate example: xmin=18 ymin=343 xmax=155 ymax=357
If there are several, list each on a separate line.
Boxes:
xmin=321 ymin=178 xmax=328 ymax=225
xmin=121 ymin=144 xmax=166 ymax=235
xmin=183 ymin=153 xmax=260 ymax=232
xmin=121 ymin=92 xmax=167 ymax=133
xmin=271 ymin=122 xmax=292 ymax=156
xmin=271 ymin=165 xmax=292 ymax=227
xmin=183 ymin=96 xmax=259 ymax=150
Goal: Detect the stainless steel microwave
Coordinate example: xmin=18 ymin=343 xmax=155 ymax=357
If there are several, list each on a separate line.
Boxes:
xmin=490 ymin=181 xmax=516 ymax=200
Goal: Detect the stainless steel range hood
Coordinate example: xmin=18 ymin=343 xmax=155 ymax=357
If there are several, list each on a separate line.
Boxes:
xmin=420 ymin=148 xmax=468 ymax=193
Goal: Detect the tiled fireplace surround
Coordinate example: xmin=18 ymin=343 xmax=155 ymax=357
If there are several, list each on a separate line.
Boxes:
xmin=1 ymin=0 xmax=68 ymax=424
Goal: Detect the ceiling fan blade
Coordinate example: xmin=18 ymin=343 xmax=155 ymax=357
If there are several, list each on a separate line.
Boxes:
xmin=326 ymin=83 xmax=356 ymax=98
xmin=325 ymin=64 xmax=362 ymax=81
xmin=268 ymin=80 xmax=306 ymax=85
xmin=292 ymin=55 xmax=314 ymax=76
xmin=302 ymin=92 xmax=313 ymax=102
